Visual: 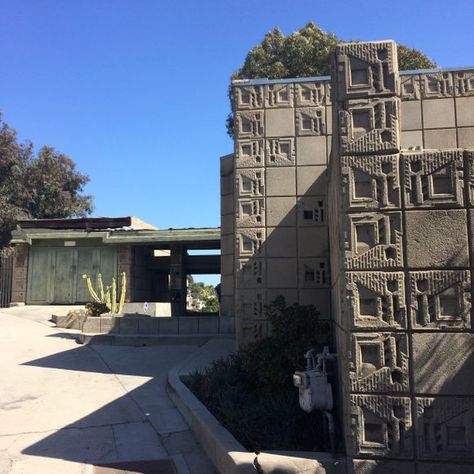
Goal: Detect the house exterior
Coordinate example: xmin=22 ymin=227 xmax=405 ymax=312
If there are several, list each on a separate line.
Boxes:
xmin=10 ymin=216 xmax=220 ymax=316
xmin=221 ymin=40 xmax=474 ymax=472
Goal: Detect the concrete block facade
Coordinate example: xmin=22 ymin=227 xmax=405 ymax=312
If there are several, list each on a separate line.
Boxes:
xmin=223 ymin=40 xmax=474 ymax=472
xmin=231 ymin=76 xmax=332 ymax=346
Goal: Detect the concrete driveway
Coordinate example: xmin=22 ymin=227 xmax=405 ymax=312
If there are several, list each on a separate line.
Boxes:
xmin=0 ymin=308 xmax=216 ymax=474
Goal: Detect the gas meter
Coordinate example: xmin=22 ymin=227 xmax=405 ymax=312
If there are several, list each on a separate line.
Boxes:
xmin=293 ymin=346 xmax=336 ymax=413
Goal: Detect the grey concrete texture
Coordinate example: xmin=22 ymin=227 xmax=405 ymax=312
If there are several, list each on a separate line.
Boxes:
xmin=404 ymin=209 xmax=469 ymax=268
xmin=0 ymin=307 xmax=215 ymax=474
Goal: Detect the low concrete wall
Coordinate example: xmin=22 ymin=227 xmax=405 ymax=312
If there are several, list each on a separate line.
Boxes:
xmin=123 ymin=302 xmax=172 ymax=317
xmin=81 ymin=315 xmax=235 ymax=336
xmin=166 ymin=339 xmax=346 ymax=474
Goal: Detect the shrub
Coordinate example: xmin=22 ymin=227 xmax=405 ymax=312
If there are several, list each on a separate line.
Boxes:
xmin=184 ymin=297 xmax=333 ymax=452
xmin=85 ymin=302 xmax=109 ymax=316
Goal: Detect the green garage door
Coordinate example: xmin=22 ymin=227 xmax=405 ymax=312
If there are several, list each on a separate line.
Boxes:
xmin=27 ymin=245 xmax=117 ymax=304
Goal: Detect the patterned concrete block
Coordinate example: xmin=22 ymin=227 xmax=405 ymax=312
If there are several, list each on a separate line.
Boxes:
xmin=409 ymin=270 xmax=471 ymax=330
xmin=236 ymin=198 xmax=265 ymax=227
xmin=233 ymin=85 xmax=264 ymax=109
xmin=415 ymin=397 xmax=474 ymax=461
xmin=346 ymin=272 xmax=407 ymax=330
xmin=265 ymin=83 xmax=294 ymax=108
xmin=402 ymin=150 xmax=464 ymax=208
xmin=420 ymin=72 xmax=454 ymax=99
xmin=235 ymin=168 xmax=264 ymax=197
xmin=237 ymin=290 xmax=266 ymax=321
xmin=454 ymin=69 xmax=474 ymax=96
xmin=295 ymin=81 xmax=327 ymax=106
xmin=350 ymin=333 xmax=409 ymax=394
xmin=297 ymin=196 xmax=326 ymax=226
xmin=341 ymin=154 xmax=400 ymax=211
xmin=401 ymin=74 xmax=420 ymax=100
xmin=235 ymin=139 xmax=264 ymax=168
xmin=298 ymin=258 xmax=329 ymax=288
xmin=235 ymin=228 xmax=265 ymax=258
xmin=236 ymin=259 xmax=265 ymax=289
xmin=405 ymin=210 xmax=469 ymax=268
xmin=265 ymin=138 xmax=295 ymax=166
xmin=235 ymin=110 xmax=264 ymax=138
xmin=350 ymin=395 xmax=412 ymax=458
xmin=296 ymin=107 xmax=326 ymax=136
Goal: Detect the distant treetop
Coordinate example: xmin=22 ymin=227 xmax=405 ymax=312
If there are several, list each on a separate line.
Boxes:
xmin=227 ymin=22 xmax=436 ymax=136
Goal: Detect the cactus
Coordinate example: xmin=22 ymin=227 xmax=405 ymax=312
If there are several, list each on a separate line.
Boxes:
xmin=82 ymin=272 xmax=127 ymax=314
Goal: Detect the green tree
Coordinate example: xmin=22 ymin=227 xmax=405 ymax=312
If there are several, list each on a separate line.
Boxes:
xmin=0 ymin=115 xmax=93 ymax=246
xmin=227 ymin=22 xmax=436 ymax=136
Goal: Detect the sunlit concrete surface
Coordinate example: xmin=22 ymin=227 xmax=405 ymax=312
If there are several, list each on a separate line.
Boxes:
xmin=0 ymin=308 xmax=215 ymax=474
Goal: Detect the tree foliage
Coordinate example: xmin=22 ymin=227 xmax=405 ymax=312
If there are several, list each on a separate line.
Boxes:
xmin=0 ymin=115 xmax=93 ymax=246
xmin=227 ymin=22 xmax=436 ymax=135
xmin=186 ymin=276 xmax=219 ymax=313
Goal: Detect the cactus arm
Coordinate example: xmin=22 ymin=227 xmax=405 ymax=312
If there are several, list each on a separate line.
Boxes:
xmin=118 ymin=272 xmax=127 ymax=314
xmin=83 ymin=274 xmax=101 ymax=303
xmin=111 ymin=277 xmax=117 ymax=314
xmin=98 ymin=274 xmax=105 ymax=301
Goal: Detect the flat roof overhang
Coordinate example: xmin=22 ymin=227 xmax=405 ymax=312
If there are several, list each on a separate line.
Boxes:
xmin=11 ymin=227 xmax=221 ymax=249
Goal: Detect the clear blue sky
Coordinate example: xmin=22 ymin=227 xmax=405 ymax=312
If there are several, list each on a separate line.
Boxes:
xmin=2 ymin=0 xmax=474 ymax=232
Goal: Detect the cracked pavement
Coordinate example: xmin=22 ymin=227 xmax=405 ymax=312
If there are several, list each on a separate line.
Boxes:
xmin=0 ymin=308 xmax=215 ymax=473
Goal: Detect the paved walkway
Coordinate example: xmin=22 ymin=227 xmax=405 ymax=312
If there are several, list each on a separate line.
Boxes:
xmin=0 ymin=308 xmax=216 ymax=474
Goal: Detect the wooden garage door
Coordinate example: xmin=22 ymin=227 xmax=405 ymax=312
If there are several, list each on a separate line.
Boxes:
xmin=27 ymin=246 xmax=117 ymax=304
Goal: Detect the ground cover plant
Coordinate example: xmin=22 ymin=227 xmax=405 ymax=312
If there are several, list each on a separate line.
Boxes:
xmin=184 ymin=296 xmax=335 ymax=452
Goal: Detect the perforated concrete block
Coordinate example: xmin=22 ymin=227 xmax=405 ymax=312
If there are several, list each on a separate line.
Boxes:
xmin=266 ymin=167 xmax=296 ymax=196
xmin=265 ymin=83 xmax=294 ymax=108
xmin=420 ymin=72 xmax=454 ymax=99
xmin=401 ymin=100 xmax=422 ymax=131
xmin=235 ymin=139 xmax=264 ymax=168
xmin=298 ymin=258 xmax=329 ymax=288
xmin=296 ymin=107 xmax=326 ymax=136
xmin=458 ymin=127 xmax=474 ymax=148
xmin=341 ymin=154 xmax=400 ymax=211
xmin=353 ymin=460 xmax=415 ymax=474
xmin=235 ymin=110 xmax=264 ymax=138
xmin=415 ymin=397 xmax=474 ymax=461
xmin=265 ymin=138 xmax=295 ymax=166
xmin=297 ymin=196 xmax=326 ymax=226
xmin=423 ymin=128 xmax=457 ymax=149
xmin=298 ymin=289 xmax=330 ymax=316
xmin=298 ymin=226 xmax=329 ymax=257
xmin=266 ymin=196 xmax=297 ymax=227
xmin=266 ymin=227 xmax=297 ymax=257
xmin=296 ymin=136 xmax=327 ymax=165
xmin=335 ymin=41 xmax=398 ymax=100
xmin=400 ymin=131 xmax=423 ymax=150
xmin=405 ymin=209 xmax=468 ymax=268
xmin=456 ymin=96 xmax=474 ymax=127
xmin=346 ymin=272 xmax=407 ymax=330
xmin=402 ymin=150 xmax=464 ymax=208
xmin=338 ymin=98 xmax=400 ymax=155
xmin=345 ymin=212 xmax=403 ymax=270
xmin=422 ymin=98 xmax=455 ymax=129
xmin=410 ymin=269 xmax=471 ymax=330
xmin=265 ymin=108 xmax=295 ymax=137
xmin=413 ymin=333 xmax=474 ymax=395
xmin=266 ymin=258 xmax=298 ymax=288
xmin=297 ymin=166 xmax=327 ymax=196
xmin=236 ymin=258 xmax=265 ymax=289
xmin=350 ymin=395 xmax=412 ymax=458
xmin=350 ymin=333 xmax=409 ymax=394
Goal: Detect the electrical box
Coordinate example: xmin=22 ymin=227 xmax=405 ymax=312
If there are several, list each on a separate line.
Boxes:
xmin=294 ymin=370 xmax=333 ymax=413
